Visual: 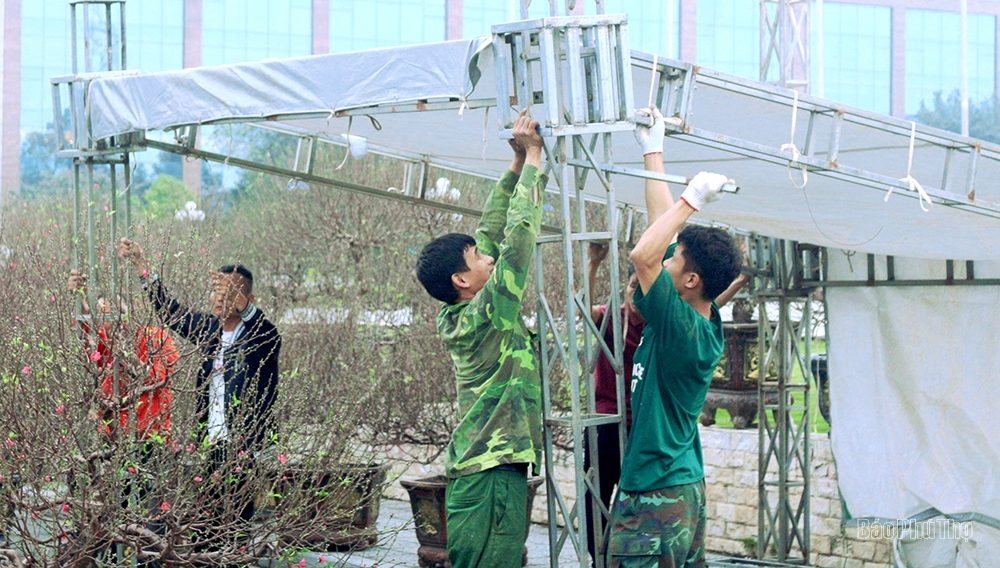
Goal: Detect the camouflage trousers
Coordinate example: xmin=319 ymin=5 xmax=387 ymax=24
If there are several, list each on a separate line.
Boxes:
xmin=606 ymin=480 xmax=707 ymax=568
xmin=446 ymin=467 xmax=528 ymax=568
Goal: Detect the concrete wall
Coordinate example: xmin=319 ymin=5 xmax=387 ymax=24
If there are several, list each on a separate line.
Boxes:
xmin=383 ymin=425 xmax=894 ymax=567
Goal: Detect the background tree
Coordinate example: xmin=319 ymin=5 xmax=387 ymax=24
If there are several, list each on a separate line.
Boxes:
xmin=914 ymin=90 xmax=1000 ymax=144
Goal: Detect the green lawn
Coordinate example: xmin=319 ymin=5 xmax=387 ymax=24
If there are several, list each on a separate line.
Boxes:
xmin=708 ymin=339 xmax=830 ymax=434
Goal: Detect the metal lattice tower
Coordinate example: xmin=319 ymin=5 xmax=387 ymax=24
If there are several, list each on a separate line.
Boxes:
xmin=750 ymin=237 xmax=817 ymax=564
xmin=53 ymin=0 xmax=141 ymax=314
xmin=760 ymin=0 xmax=810 ymax=92
xmin=758 ymin=0 xmax=814 ymax=563
xmin=493 ymin=8 xmax=634 ymax=566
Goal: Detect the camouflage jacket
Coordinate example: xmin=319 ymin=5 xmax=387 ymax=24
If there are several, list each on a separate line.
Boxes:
xmin=438 ymin=165 xmax=546 ymax=478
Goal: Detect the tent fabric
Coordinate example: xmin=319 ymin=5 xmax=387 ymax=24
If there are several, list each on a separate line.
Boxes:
xmin=826 ymin=252 xmax=1000 ymax=527
xmin=88 ymin=38 xmax=489 ymax=141
xmin=85 ymin=39 xmax=1000 ymax=260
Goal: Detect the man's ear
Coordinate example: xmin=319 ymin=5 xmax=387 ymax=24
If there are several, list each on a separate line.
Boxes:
xmin=247 ymin=293 xmax=255 ymax=305
xmin=451 ymin=272 xmax=470 ymax=290
xmin=683 ymin=271 xmax=701 ymax=291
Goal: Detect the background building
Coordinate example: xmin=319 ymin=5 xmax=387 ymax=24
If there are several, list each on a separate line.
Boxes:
xmin=2 ymin=0 xmax=998 ymax=194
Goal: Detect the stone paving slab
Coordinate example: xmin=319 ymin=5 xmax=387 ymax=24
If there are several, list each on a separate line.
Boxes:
xmin=260 ymin=497 xmax=579 ymax=567
xmin=257 ymin=498 xmax=783 ymax=568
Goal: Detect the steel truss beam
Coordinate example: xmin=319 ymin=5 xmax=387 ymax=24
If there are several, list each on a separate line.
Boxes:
xmin=760 ymin=0 xmax=810 ymax=91
xmin=630 ymin=53 xmax=1000 ymax=219
xmin=748 ymin=236 xmax=818 ymax=564
xmin=493 ymin=10 xmax=633 ymax=567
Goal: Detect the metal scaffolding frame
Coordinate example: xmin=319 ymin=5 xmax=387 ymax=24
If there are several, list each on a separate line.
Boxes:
xmin=747 ymin=238 xmax=818 ymax=564
xmin=760 ymin=0 xmax=810 ymax=91
xmin=495 ymin=11 xmax=632 ymax=567
xmin=49 ymin=1 xmax=1000 ymax=567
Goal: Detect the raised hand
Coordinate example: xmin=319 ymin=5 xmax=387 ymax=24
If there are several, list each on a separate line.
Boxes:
xmin=634 ymin=106 xmax=665 ymax=156
xmin=680 ymin=172 xmax=731 ymax=211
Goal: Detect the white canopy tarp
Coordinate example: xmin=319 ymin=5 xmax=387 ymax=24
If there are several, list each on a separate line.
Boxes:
xmin=827 ymin=254 xmax=1000 ymax=562
xmin=84 ymin=37 xmax=1000 ymax=260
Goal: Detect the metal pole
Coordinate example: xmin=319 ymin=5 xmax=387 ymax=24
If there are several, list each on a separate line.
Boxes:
xmin=105 ymin=3 xmax=113 ymax=71
xmin=666 ymin=0 xmax=675 ymax=58
xmin=961 ymin=0 xmax=969 ymax=136
xmin=71 ymin=3 xmax=79 ymax=75
xmin=816 ymin=0 xmax=824 ymax=98
xmin=83 ymin=3 xmax=92 ymax=73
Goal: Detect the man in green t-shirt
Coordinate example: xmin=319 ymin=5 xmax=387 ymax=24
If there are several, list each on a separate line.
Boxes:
xmin=606 ymin=108 xmax=743 ymax=568
xmin=416 ymin=110 xmax=546 ymax=567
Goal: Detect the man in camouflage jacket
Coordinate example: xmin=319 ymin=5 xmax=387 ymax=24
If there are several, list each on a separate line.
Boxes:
xmin=417 ymin=110 xmax=546 ymax=567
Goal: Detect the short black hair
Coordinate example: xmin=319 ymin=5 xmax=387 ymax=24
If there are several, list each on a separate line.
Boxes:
xmin=219 ymin=264 xmax=254 ymax=294
xmin=676 ymin=226 xmax=742 ymax=301
xmin=417 ymin=233 xmax=476 ymax=304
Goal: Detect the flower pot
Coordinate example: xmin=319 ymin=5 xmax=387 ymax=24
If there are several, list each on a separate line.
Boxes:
xmin=277 ymin=463 xmax=388 ymax=551
xmin=700 ymin=323 xmax=778 ymax=429
xmin=401 ymin=474 xmax=544 ymax=568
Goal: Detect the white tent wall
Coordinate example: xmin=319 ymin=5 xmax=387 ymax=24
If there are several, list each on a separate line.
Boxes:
xmin=826 ymin=251 xmax=1000 ymax=564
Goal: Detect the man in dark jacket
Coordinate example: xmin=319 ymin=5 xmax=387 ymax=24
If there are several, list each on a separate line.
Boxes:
xmin=117 ymin=238 xmax=281 ymax=523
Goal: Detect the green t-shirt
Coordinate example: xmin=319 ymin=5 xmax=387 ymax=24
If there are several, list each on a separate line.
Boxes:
xmin=618 ymin=259 xmax=725 ymax=492
xmin=437 ymin=166 xmax=547 ymax=478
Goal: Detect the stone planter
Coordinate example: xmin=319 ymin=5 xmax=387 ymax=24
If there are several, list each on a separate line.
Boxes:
xmin=276 ymin=463 xmax=388 ymax=551
xmin=401 ymin=475 xmax=544 ymax=568
xmin=700 ymin=323 xmax=778 ymax=429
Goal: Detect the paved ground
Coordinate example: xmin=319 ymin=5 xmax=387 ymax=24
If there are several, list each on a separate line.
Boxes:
xmin=261 ymin=497 xmax=579 ymax=567
xmin=259 ymin=498 xmax=784 ymax=568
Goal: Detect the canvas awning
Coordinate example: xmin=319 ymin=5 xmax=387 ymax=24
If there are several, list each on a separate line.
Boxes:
xmin=82 ymin=37 xmax=1000 ymax=260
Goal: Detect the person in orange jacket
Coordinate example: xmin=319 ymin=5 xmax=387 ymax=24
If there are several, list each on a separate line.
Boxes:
xmin=68 ymin=270 xmax=178 ymax=440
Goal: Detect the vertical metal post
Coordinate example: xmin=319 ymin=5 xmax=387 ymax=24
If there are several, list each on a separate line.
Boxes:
xmin=110 ymin=163 xmax=119 ymax=299
xmin=105 ymin=3 xmax=113 ymax=71
xmin=494 ymin=15 xmax=631 ymax=567
xmin=754 ymin=237 xmax=812 ymax=564
xmin=86 ymin=161 xmax=97 ymax=312
xmin=83 ymin=3 xmax=92 ymax=73
xmin=961 ymin=0 xmax=969 ymax=137
xmin=815 ymin=0 xmax=824 ymax=98
xmin=120 ymin=0 xmax=127 ymax=71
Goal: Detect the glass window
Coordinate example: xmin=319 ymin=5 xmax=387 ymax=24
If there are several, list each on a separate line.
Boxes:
xmin=602 ymin=0 xmax=680 ymax=57
xmin=462 ymin=0 xmax=550 ymax=38
xmin=126 ymin=1 xmax=184 ymax=73
xmin=202 ymin=0 xmax=313 ymax=66
xmin=906 ymin=9 xmax=996 ymax=116
xmin=330 ymin=0 xmax=446 ymax=52
xmin=813 ymin=2 xmax=892 ymax=114
xmin=696 ymin=0 xmax=759 ymax=80
xmin=20 ymin=1 xmax=71 ymax=135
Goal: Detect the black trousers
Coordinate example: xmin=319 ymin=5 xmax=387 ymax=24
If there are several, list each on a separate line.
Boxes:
xmin=583 ymin=423 xmax=625 ymax=566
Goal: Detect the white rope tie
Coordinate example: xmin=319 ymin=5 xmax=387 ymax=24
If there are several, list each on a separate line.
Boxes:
xmin=335 ymin=116 xmax=353 ymax=170
xmin=885 ymin=121 xmax=933 ymax=212
xmin=647 ymin=54 xmax=658 ymax=110
xmin=779 ymin=90 xmax=808 ymax=189
xmin=481 ymin=107 xmax=491 ymax=161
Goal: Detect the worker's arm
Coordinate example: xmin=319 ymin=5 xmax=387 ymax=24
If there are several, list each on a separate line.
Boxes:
xmin=634 ymin=107 xmax=674 ymax=223
xmin=630 ymin=173 xmax=729 ymax=294
xmin=476 ymin=112 xmax=530 ymax=258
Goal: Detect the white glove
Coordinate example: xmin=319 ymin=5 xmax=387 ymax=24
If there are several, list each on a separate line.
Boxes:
xmin=634 ymin=107 xmax=665 ymax=155
xmin=681 ymin=172 xmax=730 ymax=211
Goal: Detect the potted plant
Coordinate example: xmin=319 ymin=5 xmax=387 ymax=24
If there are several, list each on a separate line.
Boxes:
xmin=401 ymin=475 xmax=545 ymax=568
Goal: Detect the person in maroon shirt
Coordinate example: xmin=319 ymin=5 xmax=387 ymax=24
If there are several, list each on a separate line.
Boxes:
xmin=584 ymin=241 xmax=746 ymax=564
